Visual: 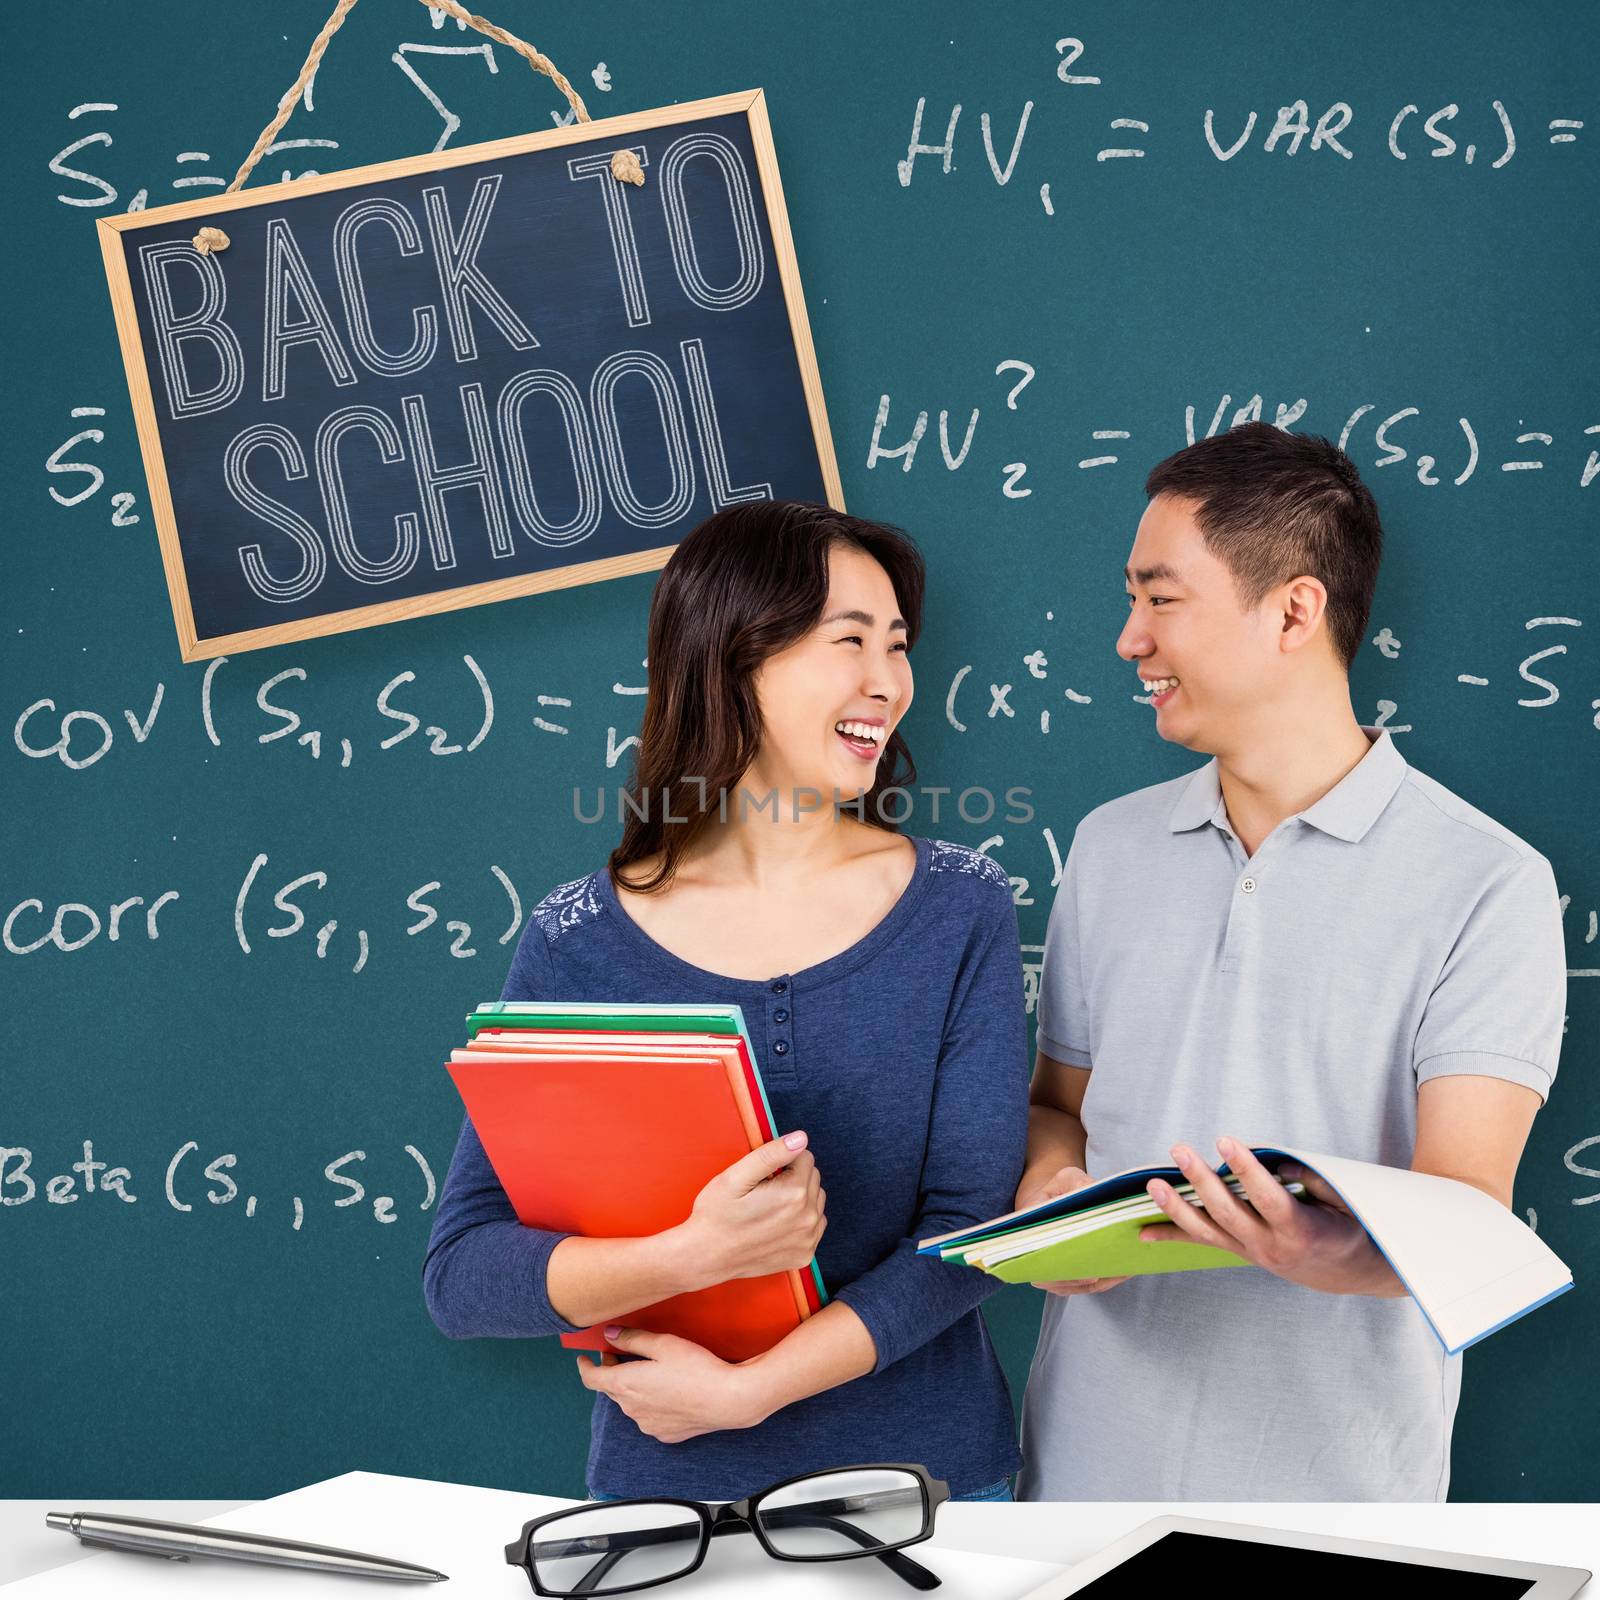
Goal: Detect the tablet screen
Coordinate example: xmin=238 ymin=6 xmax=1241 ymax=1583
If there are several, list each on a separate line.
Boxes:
xmin=1071 ymin=1532 xmax=1535 ymax=1595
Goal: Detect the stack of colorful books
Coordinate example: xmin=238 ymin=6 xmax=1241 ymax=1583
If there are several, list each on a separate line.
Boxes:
xmin=447 ymin=1000 xmax=825 ymax=1361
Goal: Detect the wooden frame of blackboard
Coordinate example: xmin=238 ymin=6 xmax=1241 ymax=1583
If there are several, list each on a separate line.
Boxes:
xmin=96 ymin=88 xmax=844 ymax=662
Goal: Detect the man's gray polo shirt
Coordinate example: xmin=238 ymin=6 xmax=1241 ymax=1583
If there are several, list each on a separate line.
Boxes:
xmin=1017 ymin=728 xmax=1566 ymax=1501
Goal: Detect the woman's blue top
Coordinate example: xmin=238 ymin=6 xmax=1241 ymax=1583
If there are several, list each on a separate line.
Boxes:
xmin=422 ymin=835 xmax=1030 ymax=1499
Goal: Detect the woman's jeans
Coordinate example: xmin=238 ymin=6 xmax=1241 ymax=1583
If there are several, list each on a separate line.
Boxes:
xmin=587 ymin=1477 xmax=1014 ymax=1503
xmin=952 ymin=1477 xmax=1013 ymax=1501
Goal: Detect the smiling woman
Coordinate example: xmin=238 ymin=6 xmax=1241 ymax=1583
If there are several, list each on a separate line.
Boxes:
xmin=608 ymin=502 xmax=923 ymax=893
xmin=422 ymin=499 xmax=1032 ymax=1502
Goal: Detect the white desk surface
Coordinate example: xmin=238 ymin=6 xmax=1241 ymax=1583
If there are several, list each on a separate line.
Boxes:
xmin=2 ymin=1488 xmax=1595 ymax=1592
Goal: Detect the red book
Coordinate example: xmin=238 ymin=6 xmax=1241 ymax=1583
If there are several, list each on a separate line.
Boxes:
xmin=469 ymin=1027 xmax=822 ymax=1313
xmin=446 ymin=1048 xmax=813 ymax=1361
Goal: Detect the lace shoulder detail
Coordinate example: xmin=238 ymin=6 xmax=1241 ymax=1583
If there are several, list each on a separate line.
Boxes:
xmin=927 ymin=839 xmax=1011 ymax=892
xmin=531 ymin=873 xmax=605 ymax=944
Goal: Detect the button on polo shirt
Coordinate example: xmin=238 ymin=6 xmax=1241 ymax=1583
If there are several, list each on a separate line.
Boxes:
xmin=1018 ymin=728 xmax=1566 ymax=1503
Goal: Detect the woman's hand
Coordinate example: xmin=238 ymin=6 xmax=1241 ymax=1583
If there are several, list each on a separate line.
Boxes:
xmin=1015 ymin=1163 xmax=1131 ymax=1299
xmin=673 ymin=1131 xmax=826 ymax=1287
xmin=1015 ymin=1161 xmax=1086 ymax=1214
xmin=576 ymin=1327 xmax=772 ymax=1444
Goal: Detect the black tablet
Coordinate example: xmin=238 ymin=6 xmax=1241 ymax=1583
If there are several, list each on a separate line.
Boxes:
xmin=1017 ymin=1517 xmax=1591 ymax=1598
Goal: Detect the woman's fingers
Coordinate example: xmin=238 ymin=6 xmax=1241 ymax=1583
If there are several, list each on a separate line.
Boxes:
xmin=1036 ymin=1165 xmax=1090 ymax=1202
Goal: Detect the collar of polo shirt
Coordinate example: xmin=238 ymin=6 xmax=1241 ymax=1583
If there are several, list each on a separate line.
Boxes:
xmin=1167 ymin=726 xmax=1408 ymax=843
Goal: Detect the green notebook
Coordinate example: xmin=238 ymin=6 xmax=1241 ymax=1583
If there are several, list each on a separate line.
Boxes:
xmin=467 ymin=1001 xmax=743 ymax=1038
xmin=973 ymin=1223 xmax=1248 ymax=1283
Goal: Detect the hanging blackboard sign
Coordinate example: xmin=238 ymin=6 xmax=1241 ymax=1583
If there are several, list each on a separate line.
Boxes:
xmin=98 ymin=89 xmax=840 ymax=660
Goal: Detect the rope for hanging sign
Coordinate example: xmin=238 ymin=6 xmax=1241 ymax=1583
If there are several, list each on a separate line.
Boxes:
xmin=193 ymin=0 xmax=636 ymax=253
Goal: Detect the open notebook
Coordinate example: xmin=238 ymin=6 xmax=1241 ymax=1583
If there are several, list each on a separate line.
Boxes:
xmin=921 ymin=1145 xmax=1573 ymax=1355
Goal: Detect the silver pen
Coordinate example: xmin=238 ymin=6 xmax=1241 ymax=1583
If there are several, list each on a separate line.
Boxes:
xmin=45 ymin=1511 xmax=447 ymax=1582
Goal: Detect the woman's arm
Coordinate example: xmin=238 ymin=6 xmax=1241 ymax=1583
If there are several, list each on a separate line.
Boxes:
xmin=546 ymin=1133 xmax=825 ymax=1327
xmin=581 ymin=1300 xmax=877 ymax=1444
xmin=423 ymin=1109 xmax=829 ymax=1337
xmin=422 ymin=1110 xmax=586 ymax=1339
xmin=424 ymin=914 xmax=586 ymax=1339
xmin=1017 ymin=1070 xmax=1090 ymax=1206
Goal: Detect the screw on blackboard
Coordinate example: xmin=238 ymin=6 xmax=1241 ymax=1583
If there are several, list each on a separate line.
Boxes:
xmin=190 ymin=0 xmax=631 ymax=255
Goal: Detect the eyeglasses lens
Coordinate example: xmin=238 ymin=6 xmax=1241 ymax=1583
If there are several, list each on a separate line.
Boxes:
xmin=755 ymin=1467 xmax=927 ymax=1558
xmin=527 ymin=1503 xmax=703 ymax=1595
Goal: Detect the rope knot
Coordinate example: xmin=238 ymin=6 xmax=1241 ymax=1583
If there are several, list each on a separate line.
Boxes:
xmin=609 ymin=147 xmax=645 ymax=186
xmin=192 ymin=225 xmax=231 ymax=255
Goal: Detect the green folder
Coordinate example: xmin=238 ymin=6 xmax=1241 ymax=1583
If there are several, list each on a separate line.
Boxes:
xmin=468 ymin=1001 xmax=743 ymax=1038
xmin=974 ymin=1222 xmax=1249 ymax=1283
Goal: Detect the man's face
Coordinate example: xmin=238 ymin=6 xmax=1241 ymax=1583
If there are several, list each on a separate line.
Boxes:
xmin=1115 ymin=493 xmax=1283 ymax=755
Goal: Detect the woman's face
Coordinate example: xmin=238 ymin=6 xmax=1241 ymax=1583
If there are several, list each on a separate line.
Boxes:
xmin=747 ymin=543 xmax=914 ymax=804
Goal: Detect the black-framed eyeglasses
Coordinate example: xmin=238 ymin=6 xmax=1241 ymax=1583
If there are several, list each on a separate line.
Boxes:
xmin=505 ymin=1463 xmax=951 ymax=1595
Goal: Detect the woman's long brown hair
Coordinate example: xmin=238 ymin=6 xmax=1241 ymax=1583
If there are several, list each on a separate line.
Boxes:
xmin=608 ymin=501 xmax=925 ymax=894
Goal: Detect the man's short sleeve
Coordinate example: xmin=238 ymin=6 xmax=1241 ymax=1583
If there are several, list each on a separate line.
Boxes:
xmin=1413 ymin=850 xmax=1566 ymax=1103
xmin=1035 ymin=828 xmax=1092 ymax=1068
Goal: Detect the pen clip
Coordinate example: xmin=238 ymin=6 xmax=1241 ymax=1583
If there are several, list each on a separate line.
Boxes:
xmin=75 ymin=1537 xmax=190 ymax=1561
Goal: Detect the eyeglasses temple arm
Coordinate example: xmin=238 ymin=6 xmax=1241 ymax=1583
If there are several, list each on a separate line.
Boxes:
xmin=753 ymin=1509 xmax=940 ymax=1590
xmin=571 ymin=1546 xmax=630 ymax=1596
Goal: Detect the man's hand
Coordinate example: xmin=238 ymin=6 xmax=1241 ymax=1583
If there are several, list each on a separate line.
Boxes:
xmin=1016 ymin=1163 xmax=1131 ymax=1299
xmin=1139 ymin=1137 xmax=1404 ymax=1297
xmin=576 ymin=1327 xmax=770 ymax=1444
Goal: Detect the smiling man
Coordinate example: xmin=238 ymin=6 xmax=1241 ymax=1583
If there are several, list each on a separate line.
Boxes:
xmin=1014 ymin=421 xmax=1567 ymax=1501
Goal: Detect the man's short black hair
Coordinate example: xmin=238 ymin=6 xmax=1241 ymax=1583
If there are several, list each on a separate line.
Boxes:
xmin=1143 ymin=421 xmax=1383 ymax=671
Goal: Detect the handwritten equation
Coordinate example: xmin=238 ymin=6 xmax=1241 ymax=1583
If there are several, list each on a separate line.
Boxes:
xmin=4 ymin=1132 xmax=1597 ymax=1232
xmin=867 ymin=375 xmax=1600 ymax=498
xmin=4 ymin=827 xmax=1595 ymax=980
xmin=10 ymin=651 xmax=651 ymax=774
xmin=47 ymin=11 xmax=618 ymax=213
xmin=0 ymin=1139 xmax=436 ymax=1231
xmin=11 ymin=621 xmax=1596 ymax=826
xmin=939 ymin=616 xmax=1598 ymax=738
xmin=898 ymin=35 xmax=1588 ymax=217
xmin=0 ymin=854 xmax=533 ymax=972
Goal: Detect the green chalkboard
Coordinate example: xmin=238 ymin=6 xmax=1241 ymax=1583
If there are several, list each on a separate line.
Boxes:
xmin=5 ymin=0 xmax=1595 ymax=1503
